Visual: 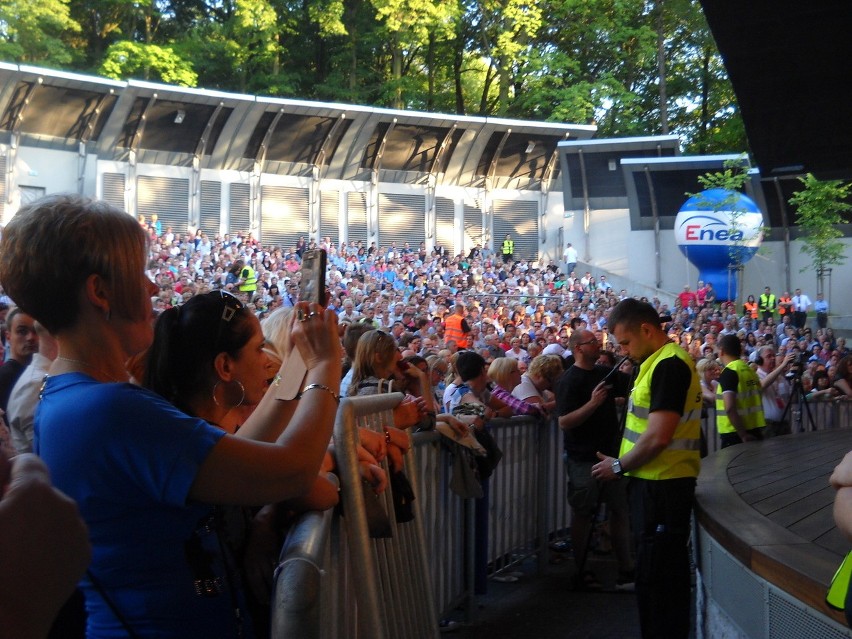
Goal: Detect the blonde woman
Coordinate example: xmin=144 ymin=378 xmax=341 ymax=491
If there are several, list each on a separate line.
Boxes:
xmin=487 ymin=358 xmax=544 ymax=417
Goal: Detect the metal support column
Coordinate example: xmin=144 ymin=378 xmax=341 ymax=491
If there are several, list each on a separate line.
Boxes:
xmin=370 ymin=118 xmax=397 ymax=246
xmin=485 ymin=129 xmax=512 ymax=253
xmin=127 ymin=93 xmax=159 ymax=219
xmin=190 ymin=102 xmax=225 ymax=228
xmin=252 ymin=108 xmax=285 ymax=237
xmin=310 ymin=113 xmax=347 ymax=240
xmin=425 ymin=124 xmax=457 ymax=251
xmin=5 ymin=77 xmax=42 ymax=205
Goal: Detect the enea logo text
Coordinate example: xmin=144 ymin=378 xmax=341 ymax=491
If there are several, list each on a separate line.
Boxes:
xmin=678 ymin=215 xmax=747 ymax=242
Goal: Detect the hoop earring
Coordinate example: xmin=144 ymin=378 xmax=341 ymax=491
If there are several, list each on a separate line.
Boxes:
xmin=212 ymin=380 xmax=246 ymax=409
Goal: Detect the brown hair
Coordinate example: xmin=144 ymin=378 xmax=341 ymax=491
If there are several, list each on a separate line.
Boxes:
xmin=348 ymin=330 xmax=397 ymax=395
xmin=0 ymin=194 xmax=149 ymax=333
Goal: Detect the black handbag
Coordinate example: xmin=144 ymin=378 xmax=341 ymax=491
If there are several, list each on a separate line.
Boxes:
xmin=472 ymin=428 xmax=503 ymax=481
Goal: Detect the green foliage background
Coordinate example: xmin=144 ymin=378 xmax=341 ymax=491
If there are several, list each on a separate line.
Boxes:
xmin=0 ymin=0 xmax=746 ymax=154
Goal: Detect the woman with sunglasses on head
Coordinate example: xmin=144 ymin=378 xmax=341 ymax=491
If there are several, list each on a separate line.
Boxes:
xmin=0 ymin=194 xmax=342 ymax=639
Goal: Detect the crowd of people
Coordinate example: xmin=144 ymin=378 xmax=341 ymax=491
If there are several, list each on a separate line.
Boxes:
xmin=0 ymin=202 xmax=850 ymax=639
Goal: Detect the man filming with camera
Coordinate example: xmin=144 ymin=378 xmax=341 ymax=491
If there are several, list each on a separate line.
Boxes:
xmin=756 ymin=345 xmax=795 ymax=438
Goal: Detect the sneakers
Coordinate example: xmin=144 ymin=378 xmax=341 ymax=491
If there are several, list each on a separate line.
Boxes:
xmin=573 ymin=570 xmax=602 ymax=591
xmin=439 ymin=619 xmax=461 ymax=633
xmin=549 ymin=539 xmax=571 ymax=553
xmin=491 ymin=573 xmax=519 ymax=583
xmin=614 ymin=570 xmax=635 ymax=592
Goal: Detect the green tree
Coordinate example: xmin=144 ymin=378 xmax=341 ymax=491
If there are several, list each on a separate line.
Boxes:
xmin=665 ymin=0 xmax=744 ymax=153
xmin=99 ymin=40 xmax=198 ymax=85
xmin=0 ymin=0 xmax=80 ymax=66
xmin=519 ymin=0 xmax=658 ymax=128
xmin=788 ymin=173 xmax=850 ymax=294
xmin=472 ymin=0 xmax=544 ymax=116
xmin=367 ymin=0 xmax=458 ymax=109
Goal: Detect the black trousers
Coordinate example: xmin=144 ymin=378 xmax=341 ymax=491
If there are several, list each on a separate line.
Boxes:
xmin=629 ymin=477 xmax=696 ymax=639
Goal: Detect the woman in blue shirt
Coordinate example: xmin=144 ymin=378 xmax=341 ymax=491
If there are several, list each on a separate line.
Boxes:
xmin=0 ymin=194 xmax=342 ymax=638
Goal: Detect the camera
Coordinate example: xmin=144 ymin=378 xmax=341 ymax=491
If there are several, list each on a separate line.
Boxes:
xmin=784 ymin=351 xmax=808 ymax=381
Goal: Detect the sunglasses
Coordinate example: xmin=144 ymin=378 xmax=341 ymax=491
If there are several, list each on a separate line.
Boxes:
xmin=207 ymin=290 xmax=244 ymax=350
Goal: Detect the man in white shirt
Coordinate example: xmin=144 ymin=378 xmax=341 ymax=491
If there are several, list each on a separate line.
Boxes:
xmin=756 ymin=346 xmax=794 ymax=437
xmin=7 ymin=323 xmax=57 ymax=454
xmin=814 ymin=292 xmax=829 ymax=329
xmin=563 ymin=243 xmax=578 ymax=275
xmin=791 ymin=288 xmax=812 ymax=329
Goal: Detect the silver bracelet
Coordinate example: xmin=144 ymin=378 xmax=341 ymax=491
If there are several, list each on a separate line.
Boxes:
xmin=297 ymin=383 xmax=340 ymax=404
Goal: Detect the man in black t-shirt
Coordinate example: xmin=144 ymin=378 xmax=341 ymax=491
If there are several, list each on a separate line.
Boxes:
xmin=554 ymin=328 xmax=634 ymax=591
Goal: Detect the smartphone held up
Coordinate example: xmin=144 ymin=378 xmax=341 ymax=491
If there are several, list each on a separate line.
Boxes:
xmin=274 ymin=248 xmax=327 ymax=401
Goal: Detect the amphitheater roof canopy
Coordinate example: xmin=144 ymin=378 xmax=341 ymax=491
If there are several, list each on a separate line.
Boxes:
xmin=699 ymin=0 xmax=852 ymax=182
xmin=0 ymin=63 xmax=596 ymax=189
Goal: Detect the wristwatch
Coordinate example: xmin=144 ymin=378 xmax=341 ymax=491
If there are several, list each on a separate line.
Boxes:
xmin=611 ymin=458 xmax=624 ymax=476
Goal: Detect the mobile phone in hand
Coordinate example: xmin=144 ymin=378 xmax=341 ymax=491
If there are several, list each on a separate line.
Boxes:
xmin=299 ymin=249 xmax=327 ymax=305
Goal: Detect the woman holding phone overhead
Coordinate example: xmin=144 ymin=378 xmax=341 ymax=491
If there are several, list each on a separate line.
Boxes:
xmin=0 ymin=194 xmax=342 ymax=638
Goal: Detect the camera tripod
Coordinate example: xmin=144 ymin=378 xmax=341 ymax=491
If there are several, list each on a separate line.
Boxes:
xmin=780 ymin=374 xmax=815 ymax=432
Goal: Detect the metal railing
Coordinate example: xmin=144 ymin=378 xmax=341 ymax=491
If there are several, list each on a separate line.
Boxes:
xmin=701 ymin=398 xmax=852 ymax=455
xmin=270 ymin=391 xmax=852 ymax=636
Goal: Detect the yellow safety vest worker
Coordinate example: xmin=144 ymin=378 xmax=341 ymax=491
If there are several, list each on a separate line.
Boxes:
xmin=620 ymin=343 xmax=702 ymax=480
xmin=502 ymin=239 xmax=514 ymax=256
xmin=444 ymin=314 xmax=469 ymax=348
xmin=715 ymin=359 xmax=765 ymax=435
xmin=758 ymin=293 xmax=776 ymax=314
xmin=238 ymin=265 xmax=257 ymax=293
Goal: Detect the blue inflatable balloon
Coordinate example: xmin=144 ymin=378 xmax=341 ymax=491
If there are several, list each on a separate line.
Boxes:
xmin=674 ymin=189 xmax=764 ymax=302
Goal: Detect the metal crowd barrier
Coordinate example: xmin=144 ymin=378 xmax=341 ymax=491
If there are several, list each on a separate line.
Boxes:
xmin=409 ymin=429 xmax=474 ymax=620
xmin=270 ymin=392 xmax=852 ymax=636
xmin=485 ymin=417 xmax=570 ymax=575
xmin=269 ymin=403 xmax=566 ymax=636
xmin=270 ymin=476 xmax=338 ymax=638
xmin=700 ymin=399 xmax=852 ymax=455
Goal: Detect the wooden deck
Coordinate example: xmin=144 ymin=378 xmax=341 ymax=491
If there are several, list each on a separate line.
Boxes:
xmin=695 ymin=429 xmax=852 ymax=624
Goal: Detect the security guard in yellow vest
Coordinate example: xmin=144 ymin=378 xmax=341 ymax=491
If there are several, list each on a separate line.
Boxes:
xmin=501 ymin=234 xmax=514 ymax=263
xmin=716 ymin=333 xmax=765 ymax=448
xmin=238 ymin=262 xmax=257 ymax=298
xmin=758 ymin=286 xmax=776 ymax=322
xmin=830 ymin=452 xmax=852 ymax=627
xmin=592 ymin=299 xmax=701 ymax=639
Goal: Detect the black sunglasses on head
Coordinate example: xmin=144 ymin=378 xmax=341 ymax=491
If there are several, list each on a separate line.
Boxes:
xmin=207 ymin=290 xmax=244 ymax=350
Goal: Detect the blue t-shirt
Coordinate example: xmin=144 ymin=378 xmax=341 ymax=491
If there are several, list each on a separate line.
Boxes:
xmin=35 ymin=373 xmax=241 ymax=638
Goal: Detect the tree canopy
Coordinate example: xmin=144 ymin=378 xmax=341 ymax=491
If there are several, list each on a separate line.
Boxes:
xmin=0 ymin=0 xmax=746 ymax=153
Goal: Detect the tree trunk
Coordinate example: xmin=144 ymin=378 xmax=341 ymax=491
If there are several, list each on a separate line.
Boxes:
xmin=392 ymin=44 xmax=403 ymax=109
xmin=453 ymin=25 xmax=465 ymax=114
xmin=699 ymin=48 xmax=710 ymax=154
xmin=497 ymin=55 xmax=510 ymax=116
xmin=427 ymin=33 xmax=435 ymax=111
xmin=656 ymin=0 xmax=668 ymax=134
